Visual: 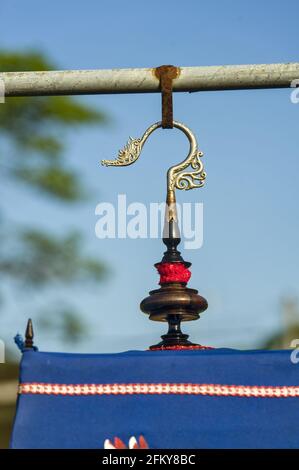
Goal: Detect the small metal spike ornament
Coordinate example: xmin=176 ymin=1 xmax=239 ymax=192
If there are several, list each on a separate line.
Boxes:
xmin=102 ymin=121 xmax=208 ymax=349
xmin=24 ymin=318 xmax=34 ymax=349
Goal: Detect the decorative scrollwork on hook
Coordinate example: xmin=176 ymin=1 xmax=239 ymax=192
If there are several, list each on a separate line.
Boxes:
xmin=101 ymin=137 xmax=143 ymax=167
xmin=170 ymin=150 xmax=206 ymax=191
xmin=101 ymin=121 xmax=206 ymax=196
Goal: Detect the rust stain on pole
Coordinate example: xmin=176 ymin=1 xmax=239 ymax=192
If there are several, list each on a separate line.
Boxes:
xmin=154 ymin=65 xmax=181 ymax=128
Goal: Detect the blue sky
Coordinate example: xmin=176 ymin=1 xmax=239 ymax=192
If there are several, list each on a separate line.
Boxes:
xmin=1 ymin=0 xmax=299 ymax=352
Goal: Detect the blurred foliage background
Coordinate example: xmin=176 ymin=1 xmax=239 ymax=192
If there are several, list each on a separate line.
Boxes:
xmin=0 ymin=50 xmax=109 ymax=448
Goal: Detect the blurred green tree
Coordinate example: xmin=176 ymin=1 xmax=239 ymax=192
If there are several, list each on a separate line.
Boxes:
xmin=261 ymin=297 xmax=299 ymax=350
xmin=0 ymin=50 xmax=108 ymax=345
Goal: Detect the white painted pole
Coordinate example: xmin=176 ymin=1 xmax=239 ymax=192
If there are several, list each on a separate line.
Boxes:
xmin=0 ymin=63 xmax=298 ymax=97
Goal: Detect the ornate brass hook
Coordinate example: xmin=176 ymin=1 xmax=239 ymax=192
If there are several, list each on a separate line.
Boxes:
xmin=101 ymin=121 xmax=206 ymax=207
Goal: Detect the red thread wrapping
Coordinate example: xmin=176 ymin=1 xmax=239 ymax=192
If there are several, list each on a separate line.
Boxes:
xmin=156 ymin=262 xmax=191 ymax=284
xmin=149 ymin=344 xmax=214 ymax=351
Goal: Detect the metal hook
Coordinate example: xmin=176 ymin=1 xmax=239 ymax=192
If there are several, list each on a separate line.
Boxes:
xmin=101 ymin=121 xmax=206 ymax=207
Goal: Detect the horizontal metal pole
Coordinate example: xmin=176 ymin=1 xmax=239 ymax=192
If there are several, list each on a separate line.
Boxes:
xmin=1 ymin=62 xmax=298 ymax=97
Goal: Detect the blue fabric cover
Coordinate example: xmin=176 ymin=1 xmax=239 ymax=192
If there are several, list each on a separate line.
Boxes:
xmin=10 ymin=348 xmax=299 ymax=449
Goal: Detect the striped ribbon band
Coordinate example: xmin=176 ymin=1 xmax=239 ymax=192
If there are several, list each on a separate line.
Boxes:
xmin=18 ymin=382 xmax=299 ymax=398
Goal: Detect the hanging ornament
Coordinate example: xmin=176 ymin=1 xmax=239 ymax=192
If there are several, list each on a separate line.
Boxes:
xmin=101 ymin=65 xmax=208 ymax=350
xmin=102 ymin=120 xmax=208 ymax=349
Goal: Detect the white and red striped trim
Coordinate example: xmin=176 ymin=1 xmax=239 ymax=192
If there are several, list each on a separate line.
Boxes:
xmin=18 ymin=382 xmax=299 ymax=398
